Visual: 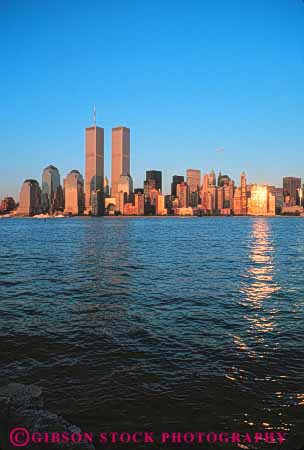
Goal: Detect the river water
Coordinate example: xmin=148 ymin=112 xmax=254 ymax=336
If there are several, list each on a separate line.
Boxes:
xmin=0 ymin=217 xmax=303 ymax=449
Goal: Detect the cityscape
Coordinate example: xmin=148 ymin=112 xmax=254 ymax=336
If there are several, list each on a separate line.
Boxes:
xmin=0 ymin=119 xmax=303 ymax=218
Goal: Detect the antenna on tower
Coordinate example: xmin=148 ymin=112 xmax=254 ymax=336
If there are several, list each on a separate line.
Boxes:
xmin=93 ymin=104 xmax=96 ymax=126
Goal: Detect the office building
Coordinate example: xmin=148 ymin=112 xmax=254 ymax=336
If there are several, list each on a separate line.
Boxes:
xmin=111 ymin=126 xmax=131 ymax=198
xmin=186 ymin=169 xmax=201 ymax=192
xmin=283 ymin=177 xmax=301 ymax=206
xmin=247 ymin=185 xmax=275 ymax=216
xmin=17 ymin=179 xmax=42 ymax=216
xmin=146 ymin=170 xmax=162 ymax=192
xmin=41 ymin=165 xmax=62 ymax=213
xmin=171 ymin=175 xmax=184 ymax=197
xmin=187 ymin=169 xmax=201 ymax=207
xmin=0 ymin=197 xmax=16 ymax=213
xmin=85 ymin=124 xmax=104 ymax=215
xmin=156 ymin=194 xmax=167 ymax=215
xmin=64 ymin=170 xmax=85 ymax=215
xmin=269 ymin=186 xmax=284 ymax=213
xmin=177 ymin=182 xmax=189 ymax=208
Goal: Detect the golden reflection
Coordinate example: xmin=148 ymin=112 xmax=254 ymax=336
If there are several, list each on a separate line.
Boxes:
xmin=240 ymin=219 xmax=280 ymax=305
xmin=232 ymin=219 xmax=281 ymax=358
xmin=296 ymin=393 xmax=304 ymax=405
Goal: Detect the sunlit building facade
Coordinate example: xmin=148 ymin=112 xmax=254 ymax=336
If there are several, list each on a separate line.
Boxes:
xmin=17 ymin=179 xmax=42 ymax=216
xmin=111 ymin=126 xmax=131 ymax=202
xmin=177 ymin=182 xmax=189 ymax=208
xmin=85 ymin=125 xmax=104 ymax=215
xmin=41 ymin=165 xmax=62 ymax=213
xmin=64 ymin=170 xmax=85 ymax=215
xmin=156 ymin=194 xmax=167 ymax=215
xmin=247 ymin=185 xmax=275 ymax=216
xmin=186 ymin=169 xmax=201 ymax=207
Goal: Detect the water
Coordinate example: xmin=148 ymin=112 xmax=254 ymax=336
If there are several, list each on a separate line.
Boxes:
xmin=0 ymin=217 xmax=303 ymax=449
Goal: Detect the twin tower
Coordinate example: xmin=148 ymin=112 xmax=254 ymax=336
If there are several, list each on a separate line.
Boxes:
xmin=85 ymin=124 xmax=131 ymax=215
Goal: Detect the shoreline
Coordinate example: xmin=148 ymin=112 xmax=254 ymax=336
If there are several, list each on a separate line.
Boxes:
xmin=1 ymin=215 xmax=304 ymax=220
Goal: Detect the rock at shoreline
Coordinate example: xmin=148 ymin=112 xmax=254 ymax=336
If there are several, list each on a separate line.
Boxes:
xmin=0 ymin=383 xmax=95 ymax=449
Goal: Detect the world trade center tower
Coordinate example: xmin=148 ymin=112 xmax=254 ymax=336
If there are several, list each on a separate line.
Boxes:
xmin=111 ymin=126 xmax=130 ymax=200
xmin=85 ymin=123 xmax=104 ymax=215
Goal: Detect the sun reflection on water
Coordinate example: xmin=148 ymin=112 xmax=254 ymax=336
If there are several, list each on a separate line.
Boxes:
xmin=241 ymin=219 xmax=280 ymax=305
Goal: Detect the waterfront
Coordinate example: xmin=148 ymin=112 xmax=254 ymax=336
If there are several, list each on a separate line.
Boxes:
xmin=0 ymin=217 xmax=303 ymax=449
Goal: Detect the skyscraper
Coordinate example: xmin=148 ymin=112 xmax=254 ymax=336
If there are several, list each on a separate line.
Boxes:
xmin=41 ymin=165 xmax=62 ymax=213
xmin=171 ymin=175 xmax=184 ymax=197
xmin=283 ymin=177 xmax=301 ymax=206
xmin=233 ymin=187 xmax=242 ymax=215
xmin=186 ymin=169 xmax=201 ymax=192
xmin=247 ymin=185 xmax=275 ymax=216
xmin=269 ymin=186 xmax=284 ymax=213
xmin=156 ymin=194 xmax=167 ymax=215
xmin=64 ymin=170 xmax=85 ymax=215
xmin=208 ymin=170 xmax=216 ymax=187
xmin=0 ymin=197 xmax=16 ymax=213
xmin=240 ymin=172 xmax=247 ymax=215
xmin=146 ymin=170 xmax=162 ymax=192
xmin=17 ymin=179 xmax=42 ymax=216
xmin=186 ymin=169 xmax=201 ymax=207
xmin=177 ymin=182 xmax=189 ymax=208
xmin=111 ymin=126 xmax=131 ymax=200
xmin=85 ymin=122 xmax=104 ymax=215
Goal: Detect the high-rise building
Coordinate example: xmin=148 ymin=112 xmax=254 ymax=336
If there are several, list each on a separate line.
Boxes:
xmin=233 ymin=187 xmax=242 ymax=215
xmin=116 ymin=174 xmax=133 ymax=209
xmin=64 ymin=170 xmax=85 ymax=215
xmin=217 ymin=187 xmax=224 ymax=210
xmin=177 ymin=182 xmax=189 ymax=208
xmin=283 ymin=177 xmax=301 ymax=206
xmin=146 ymin=170 xmax=162 ymax=192
xmin=186 ymin=169 xmax=201 ymax=207
xmin=41 ymin=165 xmax=63 ymax=213
xmin=209 ymin=186 xmax=217 ymax=211
xmin=135 ymin=193 xmax=145 ymax=215
xmin=223 ymin=180 xmax=234 ymax=209
xmin=41 ymin=165 xmax=62 ymax=212
xmin=186 ymin=169 xmax=201 ymax=192
xmin=156 ymin=194 xmax=167 ymax=215
xmin=218 ymin=173 xmax=231 ymax=187
xmin=200 ymin=172 xmax=219 ymax=212
xmin=202 ymin=173 xmax=209 ymax=192
xmin=85 ymin=124 xmax=104 ymax=215
xmin=0 ymin=197 xmax=16 ymax=213
xmin=117 ymin=191 xmax=125 ymax=214
xmin=234 ymin=172 xmax=247 ymax=215
xmin=247 ymin=185 xmax=275 ymax=216
xmin=208 ymin=170 xmax=216 ymax=187
xmin=171 ymin=175 xmax=184 ymax=197
xmin=149 ymin=188 xmax=159 ymax=207
xmin=111 ymin=127 xmax=131 ymax=198
xmin=17 ymin=179 xmax=42 ymax=216
xmin=269 ymin=186 xmax=284 ymax=213
xmin=240 ymin=172 xmax=247 ymax=215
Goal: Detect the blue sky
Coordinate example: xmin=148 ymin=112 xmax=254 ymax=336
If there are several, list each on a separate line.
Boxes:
xmin=0 ymin=0 xmax=303 ymax=198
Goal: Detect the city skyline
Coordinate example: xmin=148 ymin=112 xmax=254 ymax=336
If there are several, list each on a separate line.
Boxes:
xmin=1 ymin=0 xmax=304 ymax=198
xmin=1 ymin=115 xmax=304 ymax=200
xmin=1 ymin=117 xmax=303 ymax=217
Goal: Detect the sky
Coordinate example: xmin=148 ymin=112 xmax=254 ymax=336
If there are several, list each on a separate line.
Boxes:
xmin=0 ymin=0 xmax=304 ymax=198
